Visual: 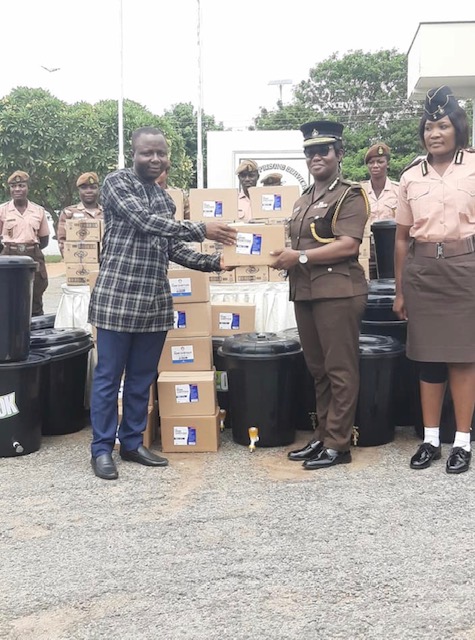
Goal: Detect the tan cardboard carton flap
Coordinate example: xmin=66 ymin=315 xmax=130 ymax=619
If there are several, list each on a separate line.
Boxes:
xmin=209 ymin=271 xmax=236 ymax=284
xmin=158 ymin=335 xmax=213 ymax=372
xmin=189 ymin=188 xmax=238 ymax=221
xmin=168 ymin=302 xmax=212 ymax=337
xmin=168 ymin=269 xmax=210 ymax=303
xmin=64 ymin=241 xmax=100 ymax=264
xmin=211 ymin=303 xmax=256 ymax=336
xmin=249 ymin=185 xmax=300 ymax=218
xmin=166 ymin=188 xmax=184 ymax=220
xmin=158 ymin=371 xmax=217 ymax=416
xmin=160 ymin=408 xmax=220 ymax=453
xmin=222 ymin=223 xmax=286 ymax=267
xmin=268 ymin=267 xmax=288 ymax=283
xmin=235 ymin=265 xmax=269 ymax=283
xmin=65 ymin=219 xmax=103 ymax=242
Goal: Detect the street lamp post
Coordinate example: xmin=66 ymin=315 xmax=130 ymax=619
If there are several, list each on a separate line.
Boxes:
xmin=196 ymin=0 xmax=204 ymax=188
xmin=268 ymin=79 xmax=293 ymax=104
xmin=118 ymin=0 xmax=125 ymax=169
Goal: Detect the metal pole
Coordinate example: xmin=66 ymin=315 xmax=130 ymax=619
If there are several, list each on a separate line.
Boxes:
xmin=196 ymin=0 xmax=204 ymax=188
xmin=118 ymin=0 xmax=125 ymax=169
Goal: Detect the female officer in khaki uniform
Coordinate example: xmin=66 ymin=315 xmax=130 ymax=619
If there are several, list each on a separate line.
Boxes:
xmin=271 ymin=121 xmax=369 ymax=469
xmin=0 ymin=171 xmax=49 ymax=316
xmin=394 ymin=86 xmax=475 ymax=475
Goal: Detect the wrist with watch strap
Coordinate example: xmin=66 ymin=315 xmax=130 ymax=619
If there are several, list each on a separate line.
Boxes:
xmin=298 ymin=250 xmax=308 ymax=264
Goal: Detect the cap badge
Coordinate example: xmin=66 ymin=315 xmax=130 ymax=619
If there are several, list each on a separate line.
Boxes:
xmin=311 ymin=129 xmax=319 ymax=138
xmin=378 ymin=146 xmax=384 ymax=155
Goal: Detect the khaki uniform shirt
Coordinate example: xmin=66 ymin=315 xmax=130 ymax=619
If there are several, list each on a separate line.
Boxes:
xmin=0 ymin=200 xmax=49 ymax=244
xmin=362 ymin=178 xmax=399 ymax=224
xmin=397 ymin=150 xmax=475 ymax=242
xmin=237 ymin=191 xmax=252 ymax=221
xmin=288 ymin=177 xmax=368 ymax=301
xmin=57 ymin=202 xmax=103 ymax=254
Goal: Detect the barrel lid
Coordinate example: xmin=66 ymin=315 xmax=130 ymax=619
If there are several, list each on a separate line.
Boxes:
xmin=368 ymin=278 xmax=395 ymax=295
xmin=0 ymin=255 xmax=37 ymax=269
xmin=30 ymin=328 xmax=91 ymax=347
xmin=282 ymin=327 xmax=300 ymax=341
xmin=220 ymin=331 xmax=301 ymax=358
xmin=0 ymin=351 xmax=51 ymax=369
xmin=359 ymin=334 xmax=405 ymax=356
xmin=30 ymin=314 xmax=56 ymax=330
xmin=371 ymin=219 xmax=396 ymax=229
xmin=366 ymin=293 xmax=395 ymax=308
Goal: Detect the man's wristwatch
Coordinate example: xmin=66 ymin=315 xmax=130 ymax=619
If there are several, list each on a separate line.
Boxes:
xmin=298 ymin=250 xmax=308 ymax=264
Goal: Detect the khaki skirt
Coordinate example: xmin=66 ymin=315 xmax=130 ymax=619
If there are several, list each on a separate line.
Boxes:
xmin=403 ymin=248 xmax=475 ymax=363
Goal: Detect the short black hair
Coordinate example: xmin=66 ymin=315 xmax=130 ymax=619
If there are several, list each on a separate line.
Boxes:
xmin=418 ymin=106 xmax=469 ymax=150
xmin=131 ymin=126 xmax=165 ymax=151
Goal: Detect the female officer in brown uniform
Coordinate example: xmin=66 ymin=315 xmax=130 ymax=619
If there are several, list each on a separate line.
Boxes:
xmin=271 ymin=121 xmax=369 ymax=469
xmin=394 ymin=86 xmax=475 ymax=474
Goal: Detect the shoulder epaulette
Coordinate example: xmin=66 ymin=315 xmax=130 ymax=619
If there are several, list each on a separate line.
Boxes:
xmin=465 ymin=148 xmax=475 ymax=153
xmin=400 ymin=155 xmax=427 ymax=179
xmin=390 ymin=179 xmax=400 ymax=186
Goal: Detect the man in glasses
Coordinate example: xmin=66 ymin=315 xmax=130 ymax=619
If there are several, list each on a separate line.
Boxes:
xmin=236 ymin=159 xmax=259 ymax=221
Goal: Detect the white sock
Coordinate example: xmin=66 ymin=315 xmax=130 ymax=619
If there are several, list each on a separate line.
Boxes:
xmin=424 ymin=427 xmax=440 ymax=447
xmin=453 ymin=431 xmax=471 ymax=452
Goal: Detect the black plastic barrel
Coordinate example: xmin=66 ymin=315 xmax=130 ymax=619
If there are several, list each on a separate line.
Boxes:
xmin=282 ymin=328 xmax=317 ymax=431
xmin=30 ymin=314 xmax=56 ymax=331
xmin=219 ymin=332 xmax=301 ymax=447
xmin=355 ymin=334 xmax=405 ymax=446
xmin=30 ymin=328 xmax=94 ymax=435
xmin=212 ymin=336 xmax=231 ymax=428
xmin=0 ymin=352 xmax=51 ymax=457
xmin=371 ymin=219 xmax=396 ymax=279
xmin=0 ymin=255 xmax=37 ymax=362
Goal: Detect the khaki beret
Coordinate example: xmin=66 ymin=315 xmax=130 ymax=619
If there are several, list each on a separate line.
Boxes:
xmin=365 ymin=143 xmax=391 ymax=164
xmin=8 ymin=170 xmax=30 ymax=185
xmin=236 ymin=159 xmax=259 ymax=175
xmin=261 ymin=173 xmax=283 ymax=186
xmin=76 ymin=172 xmax=99 ymax=187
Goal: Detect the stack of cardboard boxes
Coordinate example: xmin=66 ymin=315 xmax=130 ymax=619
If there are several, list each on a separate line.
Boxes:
xmin=63 ymin=219 xmax=102 ymax=286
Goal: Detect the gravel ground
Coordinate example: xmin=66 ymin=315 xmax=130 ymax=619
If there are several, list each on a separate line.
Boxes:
xmin=2 ymin=269 xmax=474 ymax=639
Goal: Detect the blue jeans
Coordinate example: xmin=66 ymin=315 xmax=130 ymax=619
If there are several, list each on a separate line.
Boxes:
xmin=90 ymin=328 xmax=167 ymax=457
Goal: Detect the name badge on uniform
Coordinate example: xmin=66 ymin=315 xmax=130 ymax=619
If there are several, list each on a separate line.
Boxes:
xmin=316 ymin=202 xmax=328 ymax=208
xmin=293 ymin=206 xmax=301 ymax=214
xmin=72 ymin=213 xmax=85 ymax=218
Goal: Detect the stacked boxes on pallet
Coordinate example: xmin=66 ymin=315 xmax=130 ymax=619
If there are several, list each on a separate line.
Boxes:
xmin=63 ymin=219 xmax=102 ymax=286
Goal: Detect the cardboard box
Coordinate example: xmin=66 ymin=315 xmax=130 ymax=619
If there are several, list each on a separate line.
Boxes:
xmin=166 ymin=188 xmax=185 ymax=220
xmin=168 ymin=302 xmax=212 ymax=337
xmin=64 ymin=241 xmax=100 ymax=264
xmin=268 ymin=267 xmax=288 ymax=283
xmin=359 ymin=236 xmax=371 ymax=260
xmin=222 ymin=223 xmax=286 ymax=267
xmin=189 ymin=188 xmax=239 ymax=221
xmin=209 ymin=271 xmax=236 ymax=284
xmin=65 ymin=219 xmax=102 ymax=242
xmin=88 ymin=269 xmax=100 ymax=290
xmin=211 ymin=303 xmax=256 ymax=336
xmin=160 ymin=408 xmax=220 ymax=453
xmin=158 ymin=335 xmax=213 ymax=372
xmin=168 ymin=269 xmax=210 ymax=303
xmin=201 ymin=240 xmax=224 ymax=255
xmin=359 ymin=257 xmax=370 ymax=280
xmin=249 ymin=186 xmax=300 ymax=218
xmin=158 ymin=371 xmax=217 ymax=416
xmin=66 ymin=263 xmax=100 ymax=286
xmin=235 ymin=265 xmax=269 ymax=283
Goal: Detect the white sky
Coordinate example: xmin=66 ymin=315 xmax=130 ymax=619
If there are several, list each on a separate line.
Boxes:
xmin=1 ymin=0 xmax=473 ymax=129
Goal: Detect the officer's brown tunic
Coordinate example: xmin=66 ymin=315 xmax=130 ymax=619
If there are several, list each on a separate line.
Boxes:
xmin=288 ymin=176 xmax=368 ymax=451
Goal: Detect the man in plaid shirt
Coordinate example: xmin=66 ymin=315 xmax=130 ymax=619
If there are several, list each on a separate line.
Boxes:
xmin=88 ymin=127 xmax=236 ymax=480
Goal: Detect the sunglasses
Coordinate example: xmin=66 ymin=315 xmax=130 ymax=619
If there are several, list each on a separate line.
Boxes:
xmin=304 ymin=144 xmax=332 ymax=159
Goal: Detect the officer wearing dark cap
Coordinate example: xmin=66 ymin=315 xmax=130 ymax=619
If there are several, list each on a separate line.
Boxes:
xmin=0 ymin=171 xmax=50 ymax=315
xmin=271 ymin=121 xmax=369 ymax=469
xmin=394 ymin=86 xmax=475 ymax=474
xmin=261 ymin=172 xmax=283 ymax=186
xmin=56 ymin=172 xmax=103 ymax=256
xmin=236 ymin=159 xmax=259 ymax=220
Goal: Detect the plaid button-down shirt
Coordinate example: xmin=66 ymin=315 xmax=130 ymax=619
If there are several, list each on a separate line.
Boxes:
xmin=88 ymin=168 xmax=221 ymax=332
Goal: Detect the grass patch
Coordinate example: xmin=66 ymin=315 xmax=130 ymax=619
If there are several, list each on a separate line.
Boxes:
xmin=45 ymin=255 xmax=63 ymax=263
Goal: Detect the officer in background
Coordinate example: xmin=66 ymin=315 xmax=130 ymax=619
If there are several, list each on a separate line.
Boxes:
xmin=261 ymin=172 xmax=283 ymax=186
xmin=56 ymin=172 xmax=103 ymax=256
xmin=237 ymin=159 xmax=259 ymax=221
xmin=271 ymin=121 xmax=369 ymax=469
xmin=362 ymin=144 xmax=399 ymax=278
xmin=0 ymin=171 xmax=49 ymax=316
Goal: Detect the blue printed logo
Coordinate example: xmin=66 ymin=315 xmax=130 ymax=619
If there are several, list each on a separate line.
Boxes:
xmin=190 ymin=384 xmax=199 ymax=402
xmin=187 ymin=428 xmax=197 ymax=445
xmin=214 ymin=201 xmax=223 ymax=217
xmin=231 ymin=313 xmax=240 ymax=330
xmin=250 ymin=234 xmax=262 ymax=255
xmin=273 ymin=195 xmax=282 ymax=211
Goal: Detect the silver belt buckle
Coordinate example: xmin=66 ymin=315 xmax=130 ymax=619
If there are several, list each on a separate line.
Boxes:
xmin=436 ymin=242 xmax=444 ymax=259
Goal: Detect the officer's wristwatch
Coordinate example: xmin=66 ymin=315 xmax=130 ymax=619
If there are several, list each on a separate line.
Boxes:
xmin=298 ymin=250 xmax=308 ymax=264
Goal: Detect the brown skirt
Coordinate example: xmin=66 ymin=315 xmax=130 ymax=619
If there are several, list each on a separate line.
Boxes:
xmin=403 ymin=248 xmax=475 ymax=362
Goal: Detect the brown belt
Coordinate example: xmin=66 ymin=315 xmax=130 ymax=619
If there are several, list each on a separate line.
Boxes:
xmin=413 ymin=236 xmax=475 ymax=259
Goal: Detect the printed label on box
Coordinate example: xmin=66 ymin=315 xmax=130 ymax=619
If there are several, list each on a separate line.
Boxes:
xmin=215 ymin=370 xmax=228 ymax=392
xmin=236 ymin=233 xmax=262 ymax=256
xmin=173 ymin=426 xmax=197 ymax=446
xmin=219 ymin=312 xmax=240 ymax=330
xmin=202 ymin=200 xmax=223 ymax=218
xmin=171 ymin=345 xmax=194 ymax=364
xmin=261 ymin=194 xmax=282 ymax=212
xmin=169 ymin=277 xmax=192 ymax=297
xmin=173 ymin=310 xmax=187 ymax=329
xmin=175 ymin=384 xmax=199 ymax=403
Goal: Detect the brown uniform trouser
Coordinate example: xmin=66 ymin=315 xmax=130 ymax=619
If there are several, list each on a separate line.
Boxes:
xmin=2 ymin=244 xmax=48 ymax=316
xmin=294 ymin=295 xmax=367 ymax=451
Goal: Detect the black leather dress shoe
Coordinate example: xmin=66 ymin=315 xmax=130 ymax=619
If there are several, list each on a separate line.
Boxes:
xmin=120 ymin=445 xmax=169 ymax=467
xmin=303 ymin=447 xmax=351 ymax=470
xmin=446 ymin=447 xmax=471 ymax=474
xmin=91 ymin=453 xmax=118 ymax=480
xmin=288 ymin=440 xmax=323 ymax=461
xmin=410 ymin=442 xmax=441 ymax=470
